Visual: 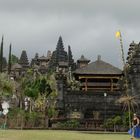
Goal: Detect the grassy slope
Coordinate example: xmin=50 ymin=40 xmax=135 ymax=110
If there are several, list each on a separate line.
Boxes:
xmin=0 ymin=130 xmax=130 ymax=140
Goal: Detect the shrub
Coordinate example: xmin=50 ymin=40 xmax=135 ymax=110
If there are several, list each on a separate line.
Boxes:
xmin=57 ymin=119 xmax=80 ymax=128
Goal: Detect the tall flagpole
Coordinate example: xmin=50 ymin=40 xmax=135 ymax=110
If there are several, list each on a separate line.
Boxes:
xmin=119 ymin=31 xmax=126 ymax=67
xmin=116 ymin=31 xmax=128 ymax=93
xmin=118 ymin=31 xmax=129 ymax=93
xmin=116 ymin=31 xmax=131 ymax=130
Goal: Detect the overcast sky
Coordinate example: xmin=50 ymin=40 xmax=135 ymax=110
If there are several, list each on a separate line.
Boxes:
xmin=0 ymin=0 xmax=140 ymax=68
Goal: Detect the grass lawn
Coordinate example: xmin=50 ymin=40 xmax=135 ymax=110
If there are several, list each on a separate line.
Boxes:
xmin=0 ymin=130 xmax=130 ymax=140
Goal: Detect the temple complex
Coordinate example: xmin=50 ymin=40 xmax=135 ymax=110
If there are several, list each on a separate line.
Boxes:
xmin=9 ymin=37 xmax=124 ymax=127
xmin=5 ymin=36 xmax=140 ymax=129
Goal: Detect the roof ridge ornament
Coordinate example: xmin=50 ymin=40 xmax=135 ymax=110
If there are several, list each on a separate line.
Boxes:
xmin=97 ymin=55 xmax=101 ymax=61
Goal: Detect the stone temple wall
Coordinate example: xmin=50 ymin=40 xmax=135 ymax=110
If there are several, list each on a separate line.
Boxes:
xmin=63 ymin=90 xmax=122 ymax=120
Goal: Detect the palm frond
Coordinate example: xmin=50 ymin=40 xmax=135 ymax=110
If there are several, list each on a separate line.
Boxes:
xmin=117 ymin=94 xmax=139 ymax=112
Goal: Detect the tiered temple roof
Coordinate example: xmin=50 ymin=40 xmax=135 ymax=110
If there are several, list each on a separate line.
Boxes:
xmin=19 ymin=50 xmax=29 ymax=69
xmin=74 ymin=55 xmax=122 ymax=91
xmin=77 ymin=55 xmax=90 ymax=68
xmin=75 ymin=55 xmax=122 ymax=75
xmin=49 ymin=36 xmax=71 ymax=71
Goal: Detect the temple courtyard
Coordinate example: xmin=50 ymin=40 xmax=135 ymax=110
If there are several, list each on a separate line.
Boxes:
xmin=0 ymin=130 xmax=130 ymax=140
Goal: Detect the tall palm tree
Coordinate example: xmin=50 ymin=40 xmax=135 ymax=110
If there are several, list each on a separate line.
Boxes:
xmin=118 ymin=94 xmax=138 ymax=129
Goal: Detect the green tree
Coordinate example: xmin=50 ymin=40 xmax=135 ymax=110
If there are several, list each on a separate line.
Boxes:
xmin=11 ymin=54 xmax=19 ymax=65
xmin=24 ymin=86 xmax=39 ymax=100
xmin=0 ymin=73 xmax=14 ymax=98
xmin=122 ymin=112 xmax=133 ymax=127
xmin=39 ymin=77 xmax=52 ymax=96
xmin=0 ymin=36 xmax=4 ymax=72
xmin=112 ymin=116 xmax=122 ymax=131
xmin=8 ymin=44 xmax=12 ymax=74
xmin=20 ymin=72 xmax=57 ymax=128
xmin=2 ymin=57 xmax=7 ymax=69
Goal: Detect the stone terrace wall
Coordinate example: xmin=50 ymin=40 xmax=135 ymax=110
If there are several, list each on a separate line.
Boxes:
xmin=64 ymin=90 xmax=122 ymax=119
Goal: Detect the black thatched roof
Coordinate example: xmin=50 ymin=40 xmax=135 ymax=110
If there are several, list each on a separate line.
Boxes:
xmin=38 ymin=56 xmax=48 ymax=60
xmin=11 ymin=63 xmax=22 ymax=70
xmin=74 ymin=56 xmax=122 ymax=75
xmin=77 ymin=55 xmax=90 ymax=62
xmin=59 ymin=61 xmax=68 ymax=67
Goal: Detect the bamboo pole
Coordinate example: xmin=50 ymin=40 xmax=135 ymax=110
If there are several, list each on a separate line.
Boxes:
xmin=116 ymin=31 xmax=131 ymax=129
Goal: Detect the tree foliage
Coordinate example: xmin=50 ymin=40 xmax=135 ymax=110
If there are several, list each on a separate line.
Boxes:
xmin=0 ymin=73 xmax=14 ymax=98
xmin=11 ymin=54 xmax=19 ymax=64
xmin=8 ymin=44 xmax=12 ymax=74
xmin=0 ymin=36 xmax=3 ymax=72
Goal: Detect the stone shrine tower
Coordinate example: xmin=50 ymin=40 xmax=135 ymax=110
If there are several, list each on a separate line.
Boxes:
xmin=127 ymin=41 xmax=140 ymax=96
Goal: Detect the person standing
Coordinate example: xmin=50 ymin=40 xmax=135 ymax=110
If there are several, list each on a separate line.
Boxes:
xmin=129 ymin=113 xmax=140 ymax=139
